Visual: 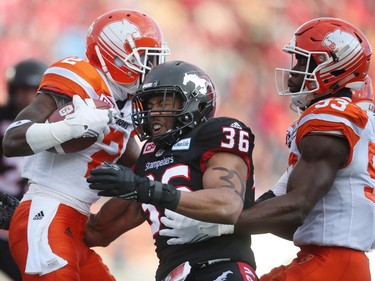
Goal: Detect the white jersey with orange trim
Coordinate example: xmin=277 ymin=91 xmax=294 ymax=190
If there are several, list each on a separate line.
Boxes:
xmin=288 ymin=97 xmax=375 ymax=252
xmin=21 ymin=56 xmax=133 ymax=214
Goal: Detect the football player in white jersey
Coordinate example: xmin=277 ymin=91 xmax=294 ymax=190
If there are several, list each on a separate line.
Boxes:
xmin=159 ymin=18 xmax=375 ymax=281
xmin=2 ymin=9 xmax=170 ymax=281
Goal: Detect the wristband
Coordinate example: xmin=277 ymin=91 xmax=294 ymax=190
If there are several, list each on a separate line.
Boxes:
xmin=149 ymin=181 xmax=181 ymax=210
xmin=217 ymin=224 xmax=235 ymax=235
xmin=25 ymin=121 xmax=81 ymax=153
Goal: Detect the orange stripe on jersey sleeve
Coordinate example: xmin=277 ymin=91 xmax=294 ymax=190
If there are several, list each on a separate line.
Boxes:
xmin=38 ymin=57 xmax=112 ymax=101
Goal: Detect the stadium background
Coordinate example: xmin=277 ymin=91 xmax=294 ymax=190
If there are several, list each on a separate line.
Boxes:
xmin=0 ymin=0 xmax=374 ymax=280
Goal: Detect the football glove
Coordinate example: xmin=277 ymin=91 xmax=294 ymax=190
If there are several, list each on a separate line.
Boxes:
xmin=0 ymin=192 xmax=19 ymax=230
xmin=65 ymin=95 xmax=112 ymax=139
xmin=159 ymin=209 xmax=234 ymax=245
xmin=87 ymin=162 xmax=181 ymax=210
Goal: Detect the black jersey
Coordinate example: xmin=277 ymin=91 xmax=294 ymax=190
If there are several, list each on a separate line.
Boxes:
xmin=134 ymin=117 xmax=256 ymax=281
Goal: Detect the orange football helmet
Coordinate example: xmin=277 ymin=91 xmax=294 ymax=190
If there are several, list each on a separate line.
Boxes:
xmin=86 ymin=9 xmax=170 ymax=92
xmin=352 ymin=75 xmax=374 ymax=112
xmin=276 ymin=17 xmax=372 ymax=108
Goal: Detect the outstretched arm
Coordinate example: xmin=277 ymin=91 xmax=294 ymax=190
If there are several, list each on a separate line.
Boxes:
xmin=158 ymin=171 xmax=287 ymax=245
xmin=87 ymin=152 xmax=248 ymax=224
xmin=234 ymin=134 xmax=348 ymax=236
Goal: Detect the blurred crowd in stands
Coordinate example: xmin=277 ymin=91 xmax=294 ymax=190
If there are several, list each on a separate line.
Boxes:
xmin=1 ymin=0 xmax=374 ymax=280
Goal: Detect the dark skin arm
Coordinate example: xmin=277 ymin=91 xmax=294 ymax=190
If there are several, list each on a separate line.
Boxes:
xmin=86 ymin=134 xmax=141 ymax=247
xmin=85 ymin=151 xmax=247 ymax=248
xmin=116 ymin=136 xmax=140 ymax=168
xmin=2 ymin=93 xmax=57 ymax=156
xmin=85 ymin=199 xmax=145 ymax=247
xmin=234 ymin=134 xmax=349 ymax=238
xmin=174 ymin=152 xmax=248 ymax=224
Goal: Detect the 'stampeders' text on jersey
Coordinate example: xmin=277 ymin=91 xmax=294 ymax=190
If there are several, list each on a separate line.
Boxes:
xmin=22 ymin=56 xmax=133 ymax=205
xmin=134 ymin=117 xmax=256 ymax=280
xmin=289 ymin=97 xmax=375 ymax=252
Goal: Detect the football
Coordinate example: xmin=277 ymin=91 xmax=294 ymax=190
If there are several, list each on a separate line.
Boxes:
xmin=47 ymin=99 xmax=112 ymax=154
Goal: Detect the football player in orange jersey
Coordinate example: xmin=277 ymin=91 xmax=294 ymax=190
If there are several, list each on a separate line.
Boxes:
xmin=2 ymin=9 xmax=170 ymax=281
xmin=157 ymin=18 xmax=375 ymax=281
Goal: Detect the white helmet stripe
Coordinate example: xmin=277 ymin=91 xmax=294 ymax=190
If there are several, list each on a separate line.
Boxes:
xmin=321 ymin=43 xmax=362 ymax=74
xmin=99 ymin=29 xmax=128 ymax=59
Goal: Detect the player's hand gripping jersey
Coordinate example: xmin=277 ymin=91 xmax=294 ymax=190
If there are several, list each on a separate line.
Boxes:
xmin=134 ymin=117 xmax=256 ymax=280
xmin=288 ymin=97 xmax=375 ymax=251
xmin=22 ymin=57 xmax=133 ymax=214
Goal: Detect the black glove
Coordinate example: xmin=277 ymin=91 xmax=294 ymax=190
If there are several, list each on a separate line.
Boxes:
xmin=0 ymin=192 xmax=19 ymax=230
xmin=87 ymin=162 xmax=181 ymax=210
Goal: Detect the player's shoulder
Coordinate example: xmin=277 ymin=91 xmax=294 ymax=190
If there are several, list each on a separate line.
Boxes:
xmin=301 ymin=97 xmax=368 ymax=128
xmin=198 ymin=116 xmax=252 ymax=133
xmin=40 ymin=56 xmax=108 ymax=99
xmin=191 ymin=116 xmax=254 ymax=149
xmin=48 ymin=56 xmax=98 ymax=76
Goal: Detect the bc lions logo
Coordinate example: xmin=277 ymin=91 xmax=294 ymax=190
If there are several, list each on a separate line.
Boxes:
xmin=183 ymin=73 xmax=209 ymax=95
xmin=322 ymin=29 xmax=359 ymax=54
xmin=99 ymin=20 xmax=141 ymax=54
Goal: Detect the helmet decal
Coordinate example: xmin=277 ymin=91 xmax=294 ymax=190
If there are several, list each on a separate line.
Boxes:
xmin=183 ymin=73 xmax=210 ymax=95
xmin=100 ymin=19 xmax=142 ymax=58
xmin=322 ymin=29 xmax=358 ymax=54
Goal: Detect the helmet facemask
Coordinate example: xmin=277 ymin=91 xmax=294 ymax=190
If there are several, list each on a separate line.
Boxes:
xmin=276 ymin=46 xmax=330 ymax=97
xmin=275 ymin=17 xmax=372 ymax=111
xmin=132 ymin=87 xmax=190 ymax=147
xmin=276 ymin=47 xmax=324 ymax=110
xmin=94 ymin=42 xmax=170 ymax=95
xmin=132 ymin=60 xmax=217 ymax=148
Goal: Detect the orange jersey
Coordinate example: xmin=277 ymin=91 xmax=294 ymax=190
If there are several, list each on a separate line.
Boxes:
xmin=288 ymin=97 xmax=375 ymax=252
xmin=22 ymin=56 xmax=134 ymax=214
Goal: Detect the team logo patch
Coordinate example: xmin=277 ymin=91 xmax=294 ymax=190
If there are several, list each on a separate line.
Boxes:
xmin=171 ymin=138 xmax=191 ymax=150
xmin=145 ymin=156 xmax=174 ymax=171
xmin=58 ymin=104 xmax=74 ymax=117
xmin=183 ymin=73 xmax=209 ymax=95
xmin=143 ymin=142 xmax=156 ymax=154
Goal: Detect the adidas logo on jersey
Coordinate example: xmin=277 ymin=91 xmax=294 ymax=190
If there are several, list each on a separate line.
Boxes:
xmin=230 ymin=122 xmax=242 ymax=130
xmin=33 ymin=211 xmax=45 ymax=220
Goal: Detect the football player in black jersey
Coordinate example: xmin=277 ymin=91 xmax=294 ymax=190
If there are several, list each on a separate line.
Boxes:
xmin=0 ymin=58 xmax=47 ymax=281
xmin=86 ymin=60 xmax=259 ymax=281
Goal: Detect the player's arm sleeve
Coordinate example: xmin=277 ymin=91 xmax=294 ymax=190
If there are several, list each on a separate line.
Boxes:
xmin=197 ymin=118 xmax=254 ymax=175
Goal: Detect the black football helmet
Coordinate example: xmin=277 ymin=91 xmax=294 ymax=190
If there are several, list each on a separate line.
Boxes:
xmin=132 ymin=60 xmax=216 ymax=147
xmin=5 ymin=59 xmax=47 ymax=111
xmin=6 ymin=59 xmax=47 ymax=95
